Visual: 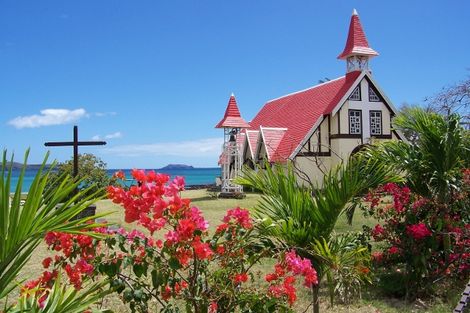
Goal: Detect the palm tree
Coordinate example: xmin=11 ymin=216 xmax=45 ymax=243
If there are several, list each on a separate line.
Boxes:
xmin=11 ymin=276 xmax=112 ymax=313
xmin=236 ymin=154 xmax=401 ymax=313
xmin=366 ymin=108 xmax=470 ymax=202
xmin=0 ymin=150 xmax=108 ymax=301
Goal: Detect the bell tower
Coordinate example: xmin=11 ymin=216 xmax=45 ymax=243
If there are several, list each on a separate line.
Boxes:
xmin=215 ymin=94 xmax=250 ymax=195
xmin=338 ymin=9 xmax=379 ymax=73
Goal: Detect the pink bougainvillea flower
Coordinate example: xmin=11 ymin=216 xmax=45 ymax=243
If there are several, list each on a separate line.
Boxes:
xmin=406 ymin=223 xmax=432 ymax=241
xmin=233 ymin=273 xmax=249 ymax=284
xmin=388 ymin=246 xmax=400 ymax=255
xmin=371 ymin=224 xmax=385 ymax=240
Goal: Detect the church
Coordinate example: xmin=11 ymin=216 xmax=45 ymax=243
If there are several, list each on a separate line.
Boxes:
xmin=216 ymin=9 xmax=405 ymax=191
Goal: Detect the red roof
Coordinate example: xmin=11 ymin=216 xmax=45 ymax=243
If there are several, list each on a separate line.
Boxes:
xmin=338 ymin=9 xmax=378 ymax=60
xmin=245 ymin=130 xmax=259 ymax=159
xmin=259 ymin=127 xmax=287 ymax=162
xmin=248 ymin=71 xmax=361 ymax=162
xmin=215 ymin=94 xmax=250 ymax=128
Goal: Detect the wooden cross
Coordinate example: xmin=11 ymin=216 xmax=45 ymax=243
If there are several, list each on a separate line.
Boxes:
xmin=44 ymin=125 xmax=107 ymax=177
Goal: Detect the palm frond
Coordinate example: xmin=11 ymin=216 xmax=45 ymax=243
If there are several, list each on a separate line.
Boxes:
xmin=366 ymin=108 xmax=469 ymax=201
xmin=236 ymin=155 xmax=401 ymax=252
xmin=9 ymin=276 xmax=113 ymax=313
xmin=0 ymin=150 xmax=110 ymax=300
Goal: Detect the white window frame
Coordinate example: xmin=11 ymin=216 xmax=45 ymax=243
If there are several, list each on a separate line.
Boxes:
xmin=349 ymin=86 xmax=361 ymax=101
xmin=369 ymin=86 xmax=380 ymax=102
xmin=349 ymin=109 xmax=362 ymax=135
xmin=369 ymin=110 xmax=382 ymax=135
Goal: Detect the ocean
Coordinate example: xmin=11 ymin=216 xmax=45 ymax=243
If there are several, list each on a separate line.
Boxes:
xmin=7 ymin=168 xmax=221 ymax=193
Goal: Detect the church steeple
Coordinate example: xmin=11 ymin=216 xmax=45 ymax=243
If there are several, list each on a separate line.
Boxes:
xmin=338 ymin=9 xmax=378 ymax=73
xmin=215 ymin=93 xmax=250 ymax=129
xmin=216 ymin=94 xmax=249 ymax=195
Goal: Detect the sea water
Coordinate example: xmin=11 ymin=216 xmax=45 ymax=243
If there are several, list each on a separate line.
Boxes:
xmin=7 ymin=168 xmax=221 ymax=193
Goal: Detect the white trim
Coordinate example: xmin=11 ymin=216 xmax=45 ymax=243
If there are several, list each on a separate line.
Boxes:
xmin=393 ymin=129 xmax=409 ymax=143
xmin=257 ymin=126 xmax=289 ymax=161
xmin=288 ymin=116 xmax=324 ymax=160
xmin=331 ymin=71 xmax=367 ymax=116
xmin=352 ymin=8 xmax=358 ymax=16
xmin=245 ymin=130 xmax=259 ymax=159
xmin=365 ymin=73 xmax=399 ymax=115
xmin=331 ymin=71 xmax=398 ymax=117
xmin=254 ymin=128 xmax=265 ymax=161
xmin=242 ymin=134 xmax=250 ymax=160
xmin=266 ymin=76 xmax=345 ymax=104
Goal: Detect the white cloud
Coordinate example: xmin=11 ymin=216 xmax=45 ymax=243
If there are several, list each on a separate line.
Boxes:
xmin=105 ymin=132 xmax=122 ymax=139
xmin=8 ymin=108 xmax=87 ymax=129
xmin=95 ymin=112 xmax=117 ymax=117
xmin=92 ymin=132 xmax=122 ymax=141
xmin=103 ymin=137 xmax=222 ymax=157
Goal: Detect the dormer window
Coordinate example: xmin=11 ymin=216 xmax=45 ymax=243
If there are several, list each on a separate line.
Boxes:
xmin=370 ymin=111 xmax=382 ymax=135
xmin=349 ymin=110 xmax=362 ymax=134
xmin=349 ymin=86 xmax=361 ymax=101
xmin=369 ymin=86 xmax=380 ymax=102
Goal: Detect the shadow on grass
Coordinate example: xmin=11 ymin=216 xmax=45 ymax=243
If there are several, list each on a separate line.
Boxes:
xmin=190 ymin=196 xmax=218 ymax=202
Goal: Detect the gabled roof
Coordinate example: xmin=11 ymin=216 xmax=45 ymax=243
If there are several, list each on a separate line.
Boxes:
xmin=248 ymin=71 xmax=362 ymax=162
xmin=215 ymin=94 xmax=251 ymax=129
xmin=245 ymin=130 xmax=259 ymax=159
xmin=259 ymin=127 xmax=288 ymax=162
xmin=338 ymin=9 xmax=378 ymax=60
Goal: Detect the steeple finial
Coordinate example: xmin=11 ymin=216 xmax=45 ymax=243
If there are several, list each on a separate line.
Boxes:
xmin=338 ymin=10 xmax=379 ymax=73
xmin=215 ymin=94 xmax=250 ymax=129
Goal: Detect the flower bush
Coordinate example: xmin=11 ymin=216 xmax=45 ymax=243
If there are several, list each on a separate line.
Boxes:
xmin=22 ymin=169 xmax=318 ymax=312
xmin=363 ymin=171 xmax=470 ymax=299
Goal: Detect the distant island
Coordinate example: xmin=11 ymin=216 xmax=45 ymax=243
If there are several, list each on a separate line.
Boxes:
xmin=159 ymin=164 xmax=194 ymax=170
xmin=3 ymin=162 xmax=51 ymax=170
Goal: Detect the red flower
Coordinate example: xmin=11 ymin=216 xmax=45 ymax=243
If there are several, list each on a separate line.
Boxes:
xmin=177 ymin=219 xmax=196 ymax=241
xmin=42 ymin=257 xmax=53 ymax=269
xmin=113 ymin=170 xmax=125 ymax=180
xmin=192 ymin=237 xmax=213 ymax=260
xmin=406 ymin=223 xmax=432 ymax=240
xmin=161 ymin=285 xmax=172 ymax=301
xmin=371 ymin=251 xmax=384 ymax=263
xmin=215 ymin=223 xmax=229 ymax=234
xmin=265 ymin=273 xmax=278 ymax=282
xmin=131 ymin=169 xmax=146 ymax=183
xmin=233 ymin=273 xmax=248 ymax=284
xmin=209 ymin=301 xmax=218 ymax=313
xmin=371 ymin=224 xmax=385 ymax=240
xmin=216 ymin=245 xmax=225 ymax=255
xmin=388 ymin=246 xmax=400 ymax=255
xmin=222 ymin=207 xmax=253 ymax=229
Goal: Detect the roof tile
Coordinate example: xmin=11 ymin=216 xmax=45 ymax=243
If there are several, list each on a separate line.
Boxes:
xmin=248 ymin=71 xmax=361 ymax=162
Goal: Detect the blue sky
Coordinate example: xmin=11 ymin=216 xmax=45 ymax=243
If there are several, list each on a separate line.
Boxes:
xmin=1 ymin=1 xmax=469 ymax=169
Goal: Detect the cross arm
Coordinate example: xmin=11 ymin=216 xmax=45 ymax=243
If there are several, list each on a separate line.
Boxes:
xmin=44 ymin=141 xmax=107 ymax=147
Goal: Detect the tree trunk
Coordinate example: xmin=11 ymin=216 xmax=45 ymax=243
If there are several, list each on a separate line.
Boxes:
xmin=312 ymin=284 xmax=320 ymax=313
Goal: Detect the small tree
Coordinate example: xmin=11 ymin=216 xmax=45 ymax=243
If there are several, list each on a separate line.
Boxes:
xmin=236 ymin=156 xmax=401 ymax=312
xmin=46 ymin=153 xmax=112 ymax=201
xmin=425 ymin=74 xmax=470 ymax=127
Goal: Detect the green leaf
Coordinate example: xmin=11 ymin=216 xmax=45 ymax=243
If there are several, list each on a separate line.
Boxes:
xmin=168 ymin=257 xmax=182 ymax=270
xmin=0 ymin=150 xmax=111 ymax=300
xmin=133 ymin=263 xmax=145 ymax=278
xmin=151 ymin=269 xmax=163 ymax=289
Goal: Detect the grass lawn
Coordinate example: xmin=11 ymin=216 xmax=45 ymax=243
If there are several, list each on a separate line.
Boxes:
xmin=6 ymin=189 xmax=460 ymax=312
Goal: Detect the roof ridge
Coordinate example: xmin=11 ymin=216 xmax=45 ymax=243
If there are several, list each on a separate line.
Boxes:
xmin=260 ymin=126 xmax=288 ymax=131
xmin=266 ymin=76 xmax=345 ymax=103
